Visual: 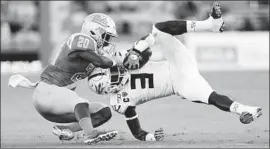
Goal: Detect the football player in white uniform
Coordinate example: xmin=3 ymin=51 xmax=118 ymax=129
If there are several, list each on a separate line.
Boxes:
xmin=106 ymin=2 xmax=262 ymax=141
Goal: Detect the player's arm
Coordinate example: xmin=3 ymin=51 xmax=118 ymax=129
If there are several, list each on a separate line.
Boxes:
xmin=70 ymin=50 xmax=115 ymax=69
xmin=67 ymin=33 xmax=116 ymax=69
xmin=125 ymin=106 xmax=164 ymax=141
xmin=122 ymin=34 xmax=154 ymax=70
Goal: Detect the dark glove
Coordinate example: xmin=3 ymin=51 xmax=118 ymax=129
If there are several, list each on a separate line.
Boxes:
xmin=123 ymin=49 xmax=142 ymax=70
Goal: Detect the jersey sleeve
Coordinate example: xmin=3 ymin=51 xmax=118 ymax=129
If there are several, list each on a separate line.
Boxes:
xmin=66 ymin=33 xmax=97 ymax=52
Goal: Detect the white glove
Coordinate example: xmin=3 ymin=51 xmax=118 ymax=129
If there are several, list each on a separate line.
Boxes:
xmin=154 ymin=128 xmax=164 ymax=141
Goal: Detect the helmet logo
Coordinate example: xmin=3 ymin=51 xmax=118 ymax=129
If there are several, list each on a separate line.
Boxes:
xmin=122 ymin=92 xmax=128 ymax=97
xmin=92 ymin=15 xmax=109 ymax=28
xmin=96 ymin=27 xmax=106 ymax=35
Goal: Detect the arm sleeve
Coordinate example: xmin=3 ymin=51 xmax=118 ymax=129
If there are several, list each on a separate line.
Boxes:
xmin=125 ymin=106 xmax=150 ymax=141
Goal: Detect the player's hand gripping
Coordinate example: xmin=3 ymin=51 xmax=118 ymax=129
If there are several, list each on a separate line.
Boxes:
xmin=154 ymin=128 xmax=164 ymax=141
xmin=123 ymin=49 xmax=142 ymax=70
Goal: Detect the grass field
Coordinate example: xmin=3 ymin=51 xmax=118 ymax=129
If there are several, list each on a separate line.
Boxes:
xmin=1 ymin=71 xmax=269 ymax=148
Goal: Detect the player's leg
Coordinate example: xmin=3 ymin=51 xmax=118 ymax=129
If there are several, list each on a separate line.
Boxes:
xmin=51 ymin=102 xmax=111 ymax=132
xmin=208 ymin=91 xmax=262 ymax=124
xmin=33 ymin=81 xmax=96 ymax=136
xmin=179 ymin=73 xmax=262 ymax=121
xmin=33 ymin=81 xmax=117 ymax=143
xmin=51 ymin=105 xmax=112 ymax=141
xmin=155 ymin=2 xmax=224 ymax=36
xmin=44 ymin=102 xmax=111 ymax=124
xmin=153 ymin=18 xmax=262 ymax=124
xmin=151 ymin=3 xmax=261 ymax=124
xmin=130 ymin=2 xmax=224 ymax=58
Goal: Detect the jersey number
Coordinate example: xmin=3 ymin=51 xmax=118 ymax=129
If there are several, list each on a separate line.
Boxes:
xmin=77 ymin=36 xmax=90 ymax=48
xmin=130 ymin=73 xmax=154 ymax=90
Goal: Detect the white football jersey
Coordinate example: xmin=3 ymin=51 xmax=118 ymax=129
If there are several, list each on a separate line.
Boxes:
xmin=109 ymin=26 xmax=214 ymax=115
xmin=110 ymin=60 xmax=174 ymax=114
xmin=93 ymin=25 xmax=214 ymax=115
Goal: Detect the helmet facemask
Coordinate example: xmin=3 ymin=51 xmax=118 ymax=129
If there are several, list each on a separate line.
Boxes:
xmin=82 ymin=13 xmax=118 ymax=56
xmin=95 ymin=29 xmax=117 ymax=56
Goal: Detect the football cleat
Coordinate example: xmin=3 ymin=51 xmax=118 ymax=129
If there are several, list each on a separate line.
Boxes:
xmin=240 ymin=107 xmax=262 ymax=124
xmin=209 ymin=1 xmax=225 ymax=32
xmin=52 ymin=125 xmax=75 ymax=141
xmin=210 ymin=1 xmax=222 ymax=19
xmin=83 ymin=130 xmax=118 ymax=145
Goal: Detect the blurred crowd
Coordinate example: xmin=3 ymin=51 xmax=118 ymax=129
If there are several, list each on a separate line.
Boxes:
xmin=1 ymin=1 xmax=269 ymax=53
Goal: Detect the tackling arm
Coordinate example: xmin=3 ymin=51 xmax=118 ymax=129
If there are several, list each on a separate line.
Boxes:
xmin=69 ymin=50 xmax=115 ymax=69
xmin=125 ymin=106 xmax=153 ymax=141
xmin=66 ymin=33 xmax=117 ymax=69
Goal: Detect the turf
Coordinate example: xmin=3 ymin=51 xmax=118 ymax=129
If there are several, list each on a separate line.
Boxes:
xmin=1 ymin=71 xmax=269 ymax=148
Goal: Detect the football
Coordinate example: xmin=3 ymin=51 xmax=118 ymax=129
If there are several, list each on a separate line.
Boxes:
xmin=123 ymin=47 xmax=152 ymax=69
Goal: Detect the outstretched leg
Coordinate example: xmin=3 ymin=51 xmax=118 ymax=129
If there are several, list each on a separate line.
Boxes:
xmin=150 ymin=2 xmax=262 ymax=124
xmin=208 ymin=91 xmax=262 ymax=124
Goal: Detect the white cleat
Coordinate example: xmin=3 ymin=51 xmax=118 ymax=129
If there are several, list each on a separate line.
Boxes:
xmin=52 ymin=125 xmax=75 ymax=141
xmin=83 ymin=130 xmax=118 ymax=145
xmin=240 ymin=107 xmax=262 ymax=124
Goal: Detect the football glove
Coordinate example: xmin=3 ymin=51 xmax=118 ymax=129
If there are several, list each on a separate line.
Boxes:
xmin=154 ymin=128 xmax=164 ymax=141
xmin=123 ymin=49 xmax=142 ymax=70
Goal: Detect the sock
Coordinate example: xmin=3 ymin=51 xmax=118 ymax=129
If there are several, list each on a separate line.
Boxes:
xmin=186 ymin=17 xmax=213 ymax=32
xmin=154 ymin=21 xmax=187 ymax=36
xmin=74 ymin=103 xmax=95 ymax=135
xmin=79 ymin=117 xmax=96 ymax=136
xmin=208 ymin=91 xmax=234 ymax=112
xmin=229 ymin=101 xmax=247 ymax=115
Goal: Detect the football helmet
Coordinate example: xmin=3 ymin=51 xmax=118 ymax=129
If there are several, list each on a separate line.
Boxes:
xmin=88 ymin=66 xmax=129 ymax=95
xmin=81 ymin=13 xmax=118 ymax=54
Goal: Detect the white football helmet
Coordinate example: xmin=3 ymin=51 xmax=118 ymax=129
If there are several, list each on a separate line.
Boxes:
xmin=88 ymin=66 xmax=129 ymax=95
xmin=81 ymin=13 xmax=118 ymax=54
xmin=88 ymin=68 xmax=111 ymax=95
